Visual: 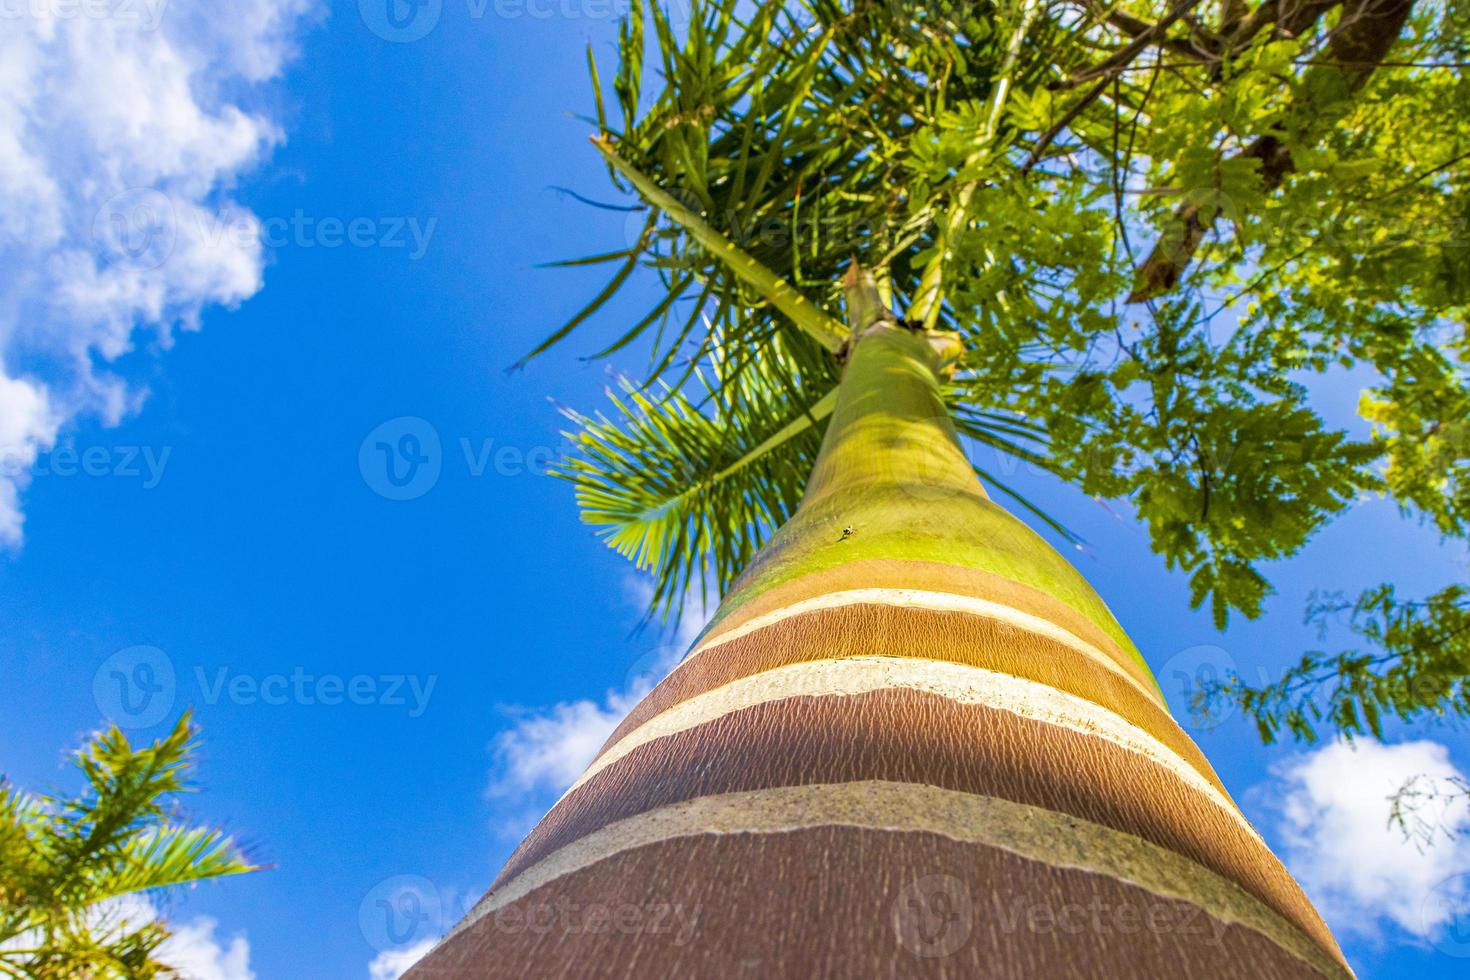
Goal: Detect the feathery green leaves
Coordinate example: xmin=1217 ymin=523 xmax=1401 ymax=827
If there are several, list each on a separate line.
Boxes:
xmin=556 ymin=338 xmax=838 ymax=621
xmin=0 ymin=715 xmax=258 ymax=979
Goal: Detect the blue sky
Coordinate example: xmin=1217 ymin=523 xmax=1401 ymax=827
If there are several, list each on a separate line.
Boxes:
xmin=2 ymin=3 xmax=1468 ymax=978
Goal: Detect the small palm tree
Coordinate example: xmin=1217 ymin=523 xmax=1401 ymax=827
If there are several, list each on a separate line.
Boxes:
xmin=0 ymin=714 xmax=257 ymax=978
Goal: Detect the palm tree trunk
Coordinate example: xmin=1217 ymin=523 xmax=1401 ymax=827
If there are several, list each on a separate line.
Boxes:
xmin=410 ymin=309 xmax=1351 ymax=978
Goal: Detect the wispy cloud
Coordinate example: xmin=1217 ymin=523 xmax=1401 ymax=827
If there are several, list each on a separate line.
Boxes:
xmin=483 ymin=577 xmax=710 ymax=836
xmin=367 ymin=938 xmax=435 ymax=980
xmin=0 ymin=0 xmax=317 ymax=544
xmin=85 ymin=895 xmax=254 ymax=980
xmin=159 ymin=915 xmax=255 ymax=980
xmin=1257 ymin=738 xmax=1470 ymax=946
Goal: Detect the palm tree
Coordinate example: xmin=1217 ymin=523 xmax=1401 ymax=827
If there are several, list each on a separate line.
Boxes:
xmin=413 ymin=266 xmax=1349 ymax=978
xmin=405 ymin=1 xmax=1408 ymax=974
xmin=0 ymin=715 xmax=258 ymax=978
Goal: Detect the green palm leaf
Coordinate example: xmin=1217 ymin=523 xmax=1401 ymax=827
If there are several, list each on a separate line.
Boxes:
xmin=0 ymin=715 xmax=259 ymax=978
xmin=91 ymin=825 xmax=257 ymax=902
xmin=557 ymin=338 xmax=837 ymax=623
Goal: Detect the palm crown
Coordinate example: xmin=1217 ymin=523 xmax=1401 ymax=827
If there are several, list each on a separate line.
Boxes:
xmin=532 ymin=0 xmax=1467 ymax=738
xmin=0 ymin=715 xmax=257 ymax=978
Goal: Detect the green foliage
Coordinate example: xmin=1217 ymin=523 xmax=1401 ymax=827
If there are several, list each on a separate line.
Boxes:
xmin=0 ymin=715 xmax=257 ymax=978
xmin=1201 ymin=583 xmax=1470 ymax=743
xmin=556 ymin=338 xmax=838 ymax=620
xmin=536 ymin=0 xmax=1470 ymax=738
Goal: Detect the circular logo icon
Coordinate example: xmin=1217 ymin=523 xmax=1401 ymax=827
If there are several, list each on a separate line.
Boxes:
xmin=1158 ymin=644 xmax=1238 ymax=731
xmin=623 ymin=206 xmax=652 ymax=251
xmin=359 ymin=416 xmax=442 ymax=501
xmin=1425 ymin=872 xmax=1470 ymax=957
xmin=93 ymin=645 xmax=176 ymax=729
xmin=358 ymin=0 xmax=442 ymax=42
xmin=92 ymin=189 xmax=176 ymax=271
xmin=895 ymin=416 xmax=969 ymax=502
xmin=360 ymin=874 xmax=445 ymax=952
xmin=623 ymin=185 xmax=707 ymax=252
xmin=892 ymin=873 xmax=973 ymax=958
xmin=622 ymin=643 xmax=686 ymax=698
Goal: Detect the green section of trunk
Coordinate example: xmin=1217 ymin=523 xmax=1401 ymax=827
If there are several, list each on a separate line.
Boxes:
xmin=802 ymin=325 xmax=979 ymax=508
xmin=707 ymin=320 xmax=1157 ymax=685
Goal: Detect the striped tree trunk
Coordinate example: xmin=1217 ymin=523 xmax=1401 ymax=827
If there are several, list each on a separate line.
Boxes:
xmin=411 ymin=316 xmax=1351 ymax=978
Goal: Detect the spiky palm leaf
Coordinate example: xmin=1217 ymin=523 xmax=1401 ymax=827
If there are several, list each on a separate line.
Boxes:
xmin=557 ymin=336 xmax=838 ymax=622
xmin=0 ymin=714 xmax=258 ymax=979
xmin=532 ymin=0 xmax=1064 ymax=389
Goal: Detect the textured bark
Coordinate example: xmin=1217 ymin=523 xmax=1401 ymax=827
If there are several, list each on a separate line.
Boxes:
xmin=419 ymin=826 xmax=1334 ymax=979
xmin=409 ymin=322 xmax=1350 ymax=978
xmin=1128 ymin=0 xmax=1416 ymax=302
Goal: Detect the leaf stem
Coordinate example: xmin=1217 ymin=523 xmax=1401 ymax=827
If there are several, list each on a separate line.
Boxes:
xmin=592 ymin=137 xmax=849 ymax=353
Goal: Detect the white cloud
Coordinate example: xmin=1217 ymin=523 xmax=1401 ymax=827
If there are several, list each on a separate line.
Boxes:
xmin=484 ymin=579 xmax=710 ymax=834
xmin=1261 ymin=738 xmax=1470 ymax=945
xmin=0 ymin=0 xmax=317 ymax=544
xmin=159 ymin=915 xmax=255 ymax=980
xmin=80 ymin=895 xmax=254 ymax=980
xmin=367 ymin=938 xmax=436 ymax=980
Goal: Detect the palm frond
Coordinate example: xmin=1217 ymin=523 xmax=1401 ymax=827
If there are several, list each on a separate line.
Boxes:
xmin=556 ymin=340 xmax=838 ymax=624
xmin=0 ymin=714 xmax=260 ymax=973
xmin=91 ymin=825 xmax=257 ymax=902
xmin=526 ymin=0 xmax=1050 ymax=383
